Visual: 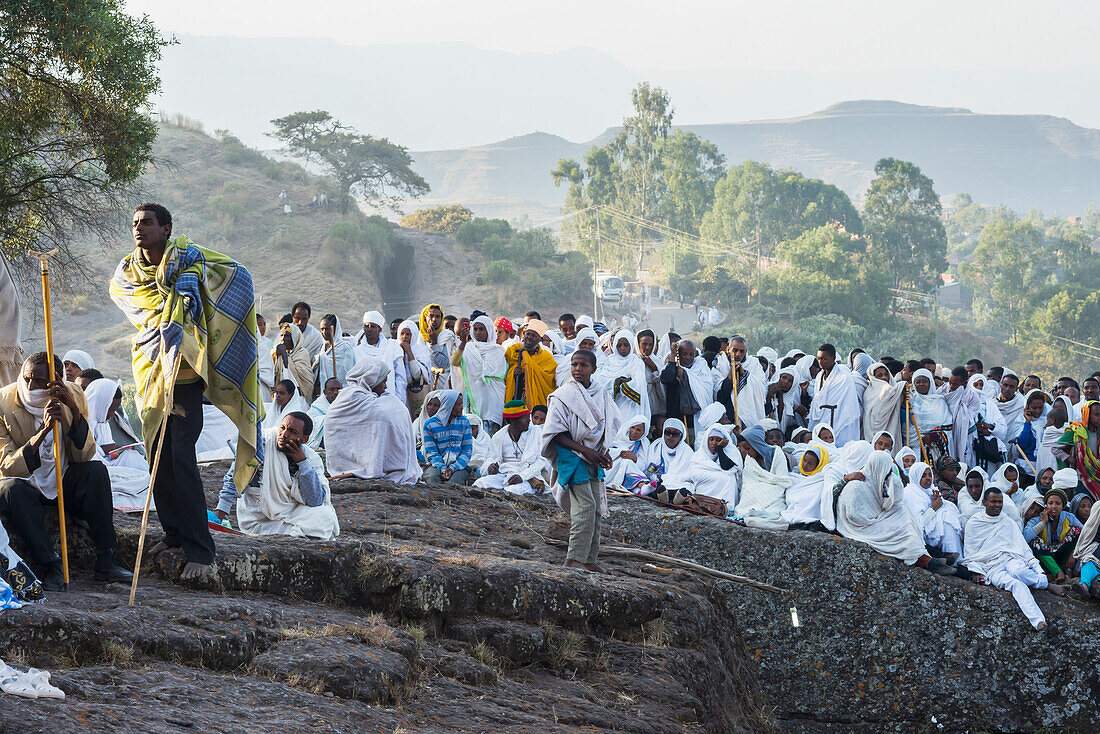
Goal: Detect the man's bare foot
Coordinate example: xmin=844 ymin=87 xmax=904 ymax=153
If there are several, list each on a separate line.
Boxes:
xmin=563 ymin=559 xmax=588 ymax=570
xmin=583 ymin=562 xmax=609 ymax=574
xmin=1036 ymin=621 xmax=1047 ymax=631
xmin=180 ymin=562 xmax=210 ymax=580
xmin=1048 ymin=583 xmax=1065 ymax=596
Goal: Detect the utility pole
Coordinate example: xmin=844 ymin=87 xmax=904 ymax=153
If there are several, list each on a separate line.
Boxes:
xmin=596 ymin=207 xmax=603 ymax=321
xmin=592 ymin=208 xmax=600 ymax=320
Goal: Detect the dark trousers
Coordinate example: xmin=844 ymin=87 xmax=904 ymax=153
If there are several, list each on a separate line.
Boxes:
xmin=152 ymin=380 xmax=215 ymax=564
xmin=0 ymin=461 xmax=116 ymax=568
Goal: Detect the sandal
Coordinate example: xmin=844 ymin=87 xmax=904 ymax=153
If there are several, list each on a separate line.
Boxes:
xmin=0 ymin=663 xmax=38 ymax=698
xmin=25 ymin=669 xmax=64 ymax=699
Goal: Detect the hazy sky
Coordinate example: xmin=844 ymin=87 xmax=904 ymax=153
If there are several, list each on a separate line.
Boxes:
xmin=127 ymin=0 xmax=1096 ymax=72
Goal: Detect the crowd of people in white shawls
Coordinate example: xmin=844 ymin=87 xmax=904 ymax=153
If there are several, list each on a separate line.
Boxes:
xmin=40 ymin=300 xmax=1100 ymax=631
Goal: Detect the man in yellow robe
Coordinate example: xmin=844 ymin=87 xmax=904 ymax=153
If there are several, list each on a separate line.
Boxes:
xmin=505 ymin=320 xmax=557 ymax=410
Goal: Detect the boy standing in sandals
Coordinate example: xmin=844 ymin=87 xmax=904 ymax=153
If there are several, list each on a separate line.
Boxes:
xmin=540 ymin=349 xmax=621 ymax=572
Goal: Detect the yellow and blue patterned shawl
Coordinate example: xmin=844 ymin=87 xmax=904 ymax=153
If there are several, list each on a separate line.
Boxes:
xmin=109 ymin=236 xmax=263 ymax=490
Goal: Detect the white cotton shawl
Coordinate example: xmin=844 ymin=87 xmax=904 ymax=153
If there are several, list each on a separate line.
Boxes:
xmin=262 ymin=384 xmax=310 ymax=431
xmin=989 ymin=463 xmax=1025 ymax=508
xmin=894 ymin=446 xmax=917 ymax=476
xmin=810 ymin=423 xmax=836 ymax=452
xmin=644 ymin=418 xmax=695 ymax=490
xmin=689 ymin=425 xmax=742 ymax=506
xmin=540 ymin=377 xmax=622 ymax=517
xmin=596 ymin=329 xmax=649 ymax=421
xmin=299 ymin=323 xmax=326 ymax=362
xmin=325 ymin=357 xmax=421 ymax=484
xmin=819 ymin=440 xmax=874 ymax=532
xmin=941 ymin=380 xmax=982 ymax=462
xmin=711 ymin=352 xmax=769 ymax=427
xmin=735 ymin=439 xmax=791 ymax=530
xmin=693 ymin=402 xmax=727 ymax=449
xmin=459 ymin=316 xmax=507 ymax=425
xmin=84 ymin=378 xmax=149 ymax=506
xmin=994 ymin=389 xmax=1027 ymax=440
xmin=962 ymin=508 xmax=1037 ymax=578
xmin=902 ymin=462 xmax=963 ymax=547
xmin=674 ymin=352 xmax=715 ymax=416
xmin=467 ymin=414 xmax=493 ymax=470
xmin=306 ymin=394 xmax=331 ymax=451
xmin=862 ymin=362 xmax=905 ymax=453
xmin=314 ymin=331 xmax=357 ymax=388
xmin=836 ymin=450 xmax=926 ymax=564
xmin=238 ymin=429 xmax=339 ymax=539
xmin=810 ymin=364 xmax=861 ymax=446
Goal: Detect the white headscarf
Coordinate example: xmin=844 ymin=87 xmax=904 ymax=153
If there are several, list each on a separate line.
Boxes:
xmin=909 ymin=368 xmax=952 ymax=430
xmin=62 ymin=349 xmax=95 ymax=374
xmin=645 ymin=417 xmax=694 ymax=489
xmin=264 ymin=380 xmax=311 ymax=431
xmin=458 ymin=315 xmax=508 ymax=424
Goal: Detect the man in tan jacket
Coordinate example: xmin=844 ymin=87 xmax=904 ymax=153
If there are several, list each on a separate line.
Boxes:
xmin=0 ymin=352 xmax=131 ymax=590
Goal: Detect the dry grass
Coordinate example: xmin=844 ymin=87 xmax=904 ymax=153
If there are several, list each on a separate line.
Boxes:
xmin=469 ymin=641 xmax=505 ymax=679
xmin=279 ymin=614 xmax=399 ymax=648
xmin=403 ymin=624 xmax=427 ymax=645
xmin=641 ymin=617 xmax=671 ymax=648
xmin=2 ymin=647 xmax=29 ymax=666
xmin=542 ymin=622 xmax=584 ymax=671
xmin=437 ymin=553 xmax=484 ymax=569
xmin=103 ymin=640 xmax=136 ymax=667
xmin=282 ymin=672 xmax=327 ymax=695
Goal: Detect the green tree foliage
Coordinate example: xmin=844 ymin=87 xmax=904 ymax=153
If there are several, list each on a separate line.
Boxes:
xmin=862 ymin=158 xmax=947 ymax=293
xmin=399 ymin=204 xmax=472 ymax=236
xmin=960 ymin=212 xmax=1053 ymax=341
xmin=1023 ymin=287 xmax=1100 ymax=377
xmin=455 ymin=217 xmax=512 ymax=247
xmin=550 ymin=83 xmax=725 ymax=273
xmin=944 ymin=193 xmax=989 ymax=256
xmin=483 ymin=260 xmax=514 ymax=285
xmin=269 ymin=110 xmax=428 ymax=214
xmin=764 ymin=226 xmax=890 ymax=326
xmin=322 ymin=216 xmax=396 ymax=272
xmin=0 ymin=0 xmax=168 ymax=260
xmin=670 ymin=265 xmax=748 ymax=307
xmin=699 ymin=162 xmax=862 ymax=255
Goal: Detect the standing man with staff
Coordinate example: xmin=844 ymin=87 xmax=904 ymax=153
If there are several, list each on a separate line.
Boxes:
xmin=111 ymin=204 xmax=263 ymax=583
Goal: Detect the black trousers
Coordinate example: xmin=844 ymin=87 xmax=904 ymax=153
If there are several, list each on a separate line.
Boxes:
xmin=0 ymin=461 xmax=116 ymax=568
xmin=152 ymin=380 xmax=215 ymax=564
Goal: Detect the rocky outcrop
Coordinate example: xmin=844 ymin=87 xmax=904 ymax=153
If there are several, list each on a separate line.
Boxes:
xmin=607 ymin=500 xmax=1100 ymax=734
xmin=0 ymin=470 xmax=768 ymax=733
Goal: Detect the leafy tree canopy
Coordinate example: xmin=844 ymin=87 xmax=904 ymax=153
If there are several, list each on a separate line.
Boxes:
xmin=399 ymin=204 xmax=472 ymax=236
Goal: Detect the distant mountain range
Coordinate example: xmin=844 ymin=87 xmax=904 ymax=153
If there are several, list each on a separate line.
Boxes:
xmin=411 ymin=100 xmax=1100 ymax=221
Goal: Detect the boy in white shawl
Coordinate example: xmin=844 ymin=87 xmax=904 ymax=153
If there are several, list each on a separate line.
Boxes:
xmin=540 ymin=350 xmax=621 ymax=572
xmin=325 ymin=356 xmax=422 ymax=485
xmin=306 ymin=378 xmax=342 ymax=451
xmin=236 ymin=411 xmax=339 ymax=540
xmin=962 ymin=486 xmax=1064 ymax=630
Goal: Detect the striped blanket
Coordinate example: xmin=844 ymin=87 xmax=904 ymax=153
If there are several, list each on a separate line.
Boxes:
xmin=109 ymin=236 xmax=263 ymax=490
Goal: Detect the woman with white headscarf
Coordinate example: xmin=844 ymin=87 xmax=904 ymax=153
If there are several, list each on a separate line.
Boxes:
xmin=84 ymin=378 xmax=151 ymax=509
xmin=907 ymin=368 xmax=953 ymax=462
xmin=262 ymin=379 xmax=311 ymax=432
xmin=850 ymin=352 xmax=875 ymax=403
xmin=862 ymin=362 xmax=905 ymax=452
xmin=596 ymin=330 xmax=649 ymax=421
xmin=412 ymin=390 xmax=442 ymax=461
xmin=692 ymin=402 xmax=727 ymax=450
xmin=836 ymin=450 xmax=928 ymax=564
xmin=273 ymin=323 xmax=316 ymax=401
xmin=810 ymin=423 xmax=836 ymax=452
xmin=690 ymin=424 xmax=742 ymax=505
xmin=781 ymin=445 xmax=830 ymax=526
xmin=605 ymin=415 xmax=651 ymax=492
xmin=902 ymin=461 xmax=963 ymax=560
xmin=643 ymin=418 xmax=694 ymax=491
xmin=770 ymin=365 xmax=802 ymax=436
xmin=326 ymin=356 xmax=421 ymax=484
xmin=819 ymin=440 xmax=874 ymax=531
xmin=62 ymin=349 xmax=95 ymax=382
xmin=734 ymin=424 xmax=790 ymax=529
xmin=356 ymin=310 xmax=407 ymax=404
xmin=894 ymin=446 xmax=918 ymax=477
xmin=466 ymin=414 xmax=493 ymax=474
xmin=965 ymin=373 xmax=1008 ymax=472
xmin=454 ymin=315 xmax=507 ymax=430
xmin=572 ymin=326 xmax=604 ymax=367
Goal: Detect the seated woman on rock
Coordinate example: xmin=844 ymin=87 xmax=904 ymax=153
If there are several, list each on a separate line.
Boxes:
xmin=1070 ymin=493 xmax=1092 ymax=526
xmin=901 ymin=461 xmax=963 ymax=564
xmin=689 ymin=425 xmax=742 ymax=507
xmin=605 ymin=415 xmax=651 ymax=493
xmin=1023 ymin=481 xmax=1082 ymax=584
xmin=733 ymin=424 xmax=790 ymax=530
xmin=959 ymin=467 xmax=1023 ymax=529
xmin=641 ymin=418 xmax=694 ymax=502
xmin=781 ymin=445 xmax=829 ymax=530
xmin=835 ymin=451 xmax=955 ymax=575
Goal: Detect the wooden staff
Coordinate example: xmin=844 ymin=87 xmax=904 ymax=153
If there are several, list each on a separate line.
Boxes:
xmin=31 ymin=248 xmax=69 ymax=588
xmin=905 ymin=394 xmax=930 ymax=465
xmin=1013 ymin=442 xmax=1038 ymax=475
xmin=730 ymin=357 xmax=740 ymax=428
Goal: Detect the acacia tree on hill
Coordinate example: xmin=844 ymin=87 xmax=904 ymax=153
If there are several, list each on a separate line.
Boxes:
xmin=269 ymin=111 xmax=429 ymax=214
xmin=862 ymin=158 xmax=947 ymax=297
xmin=0 ymin=0 xmax=167 ymax=267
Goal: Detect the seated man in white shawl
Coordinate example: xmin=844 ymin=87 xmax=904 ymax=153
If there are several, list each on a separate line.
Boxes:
xmin=325 ymin=356 xmax=421 ymax=484
xmin=962 ymin=485 xmax=1064 ymax=630
xmin=809 ymin=343 xmax=860 ymax=447
xmin=690 ymin=424 xmax=742 ymax=506
xmin=474 ymin=400 xmax=550 ymax=496
xmin=540 ymin=349 xmax=621 ymax=572
xmin=227 ymin=411 xmax=340 ymax=540
xmin=960 ymin=467 xmax=1023 ymax=528
xmin=733 ymin=424 xmax=790 ymax=530
xmin=306 ymin=377 xmax=342 ymax=451
xmin=355 ymin=311 xmax=406 ymax=405
xmin=836 ymin=451 xmax=956 ymax=574
xmin=714 ymin=336 xmax=768 ymax=429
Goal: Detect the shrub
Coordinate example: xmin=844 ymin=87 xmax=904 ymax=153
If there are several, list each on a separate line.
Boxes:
xmin=455 ymin=217 xmax=512 ymax=247
xmin=483 ymin=260 xmax=514 ymax=284
xmin=399 ymin=205 xmax=473 ymax=236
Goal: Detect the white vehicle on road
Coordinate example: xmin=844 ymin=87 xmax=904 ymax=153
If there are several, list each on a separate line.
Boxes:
xmin=595 ymin=271 xmax=625 ymax=301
